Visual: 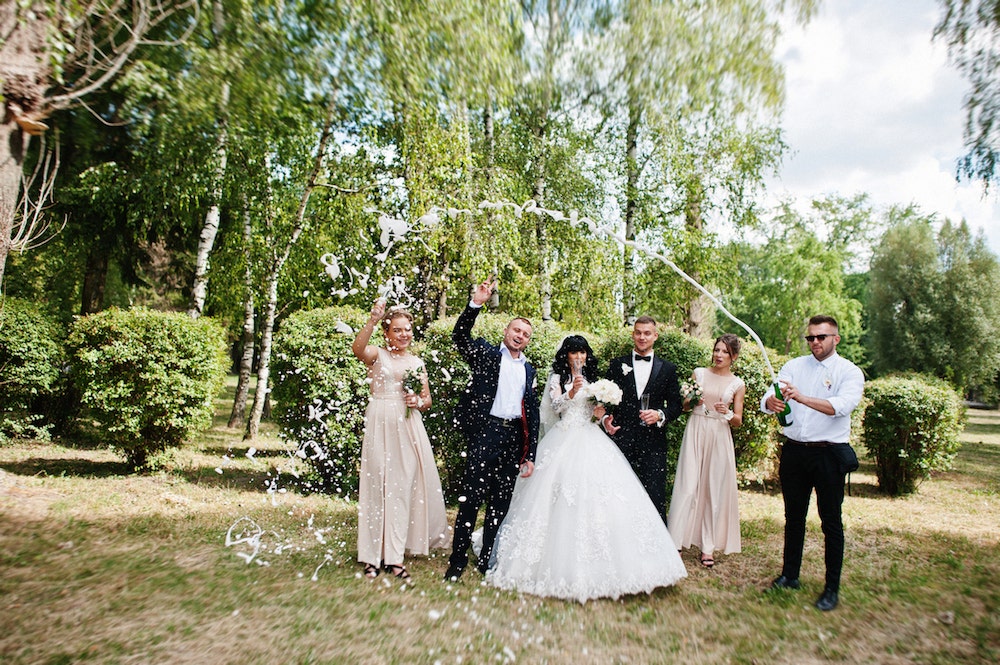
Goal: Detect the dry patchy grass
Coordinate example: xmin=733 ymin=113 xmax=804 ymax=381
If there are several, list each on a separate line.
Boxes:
xmin=1 ymin=403 xmax=998 ymax=664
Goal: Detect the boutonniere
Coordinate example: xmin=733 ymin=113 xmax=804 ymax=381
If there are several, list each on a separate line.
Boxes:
xmin=621 ymin=362 xmax=632 ymax=376
xmin=823 ymin=378 xmax=832 ymax=391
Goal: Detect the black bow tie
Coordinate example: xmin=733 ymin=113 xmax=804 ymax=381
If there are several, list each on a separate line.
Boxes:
xmin=634 ymin=355 xmax=652 ymax=362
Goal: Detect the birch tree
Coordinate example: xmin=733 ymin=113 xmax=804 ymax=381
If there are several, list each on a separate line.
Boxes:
xmin=0 ymin=0 xmax=198 ymax=291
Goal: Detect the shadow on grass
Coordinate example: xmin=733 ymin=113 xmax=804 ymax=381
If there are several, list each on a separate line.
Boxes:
xmin=0 ymin=457 xmax=133 ymax=479
xmin=962 ymin=421 xmax=1000 ymax=439
xmin=169 ymin=464 xmax=331 ymax=497
xmin=198 ymin=444 xmax=291 ymax=459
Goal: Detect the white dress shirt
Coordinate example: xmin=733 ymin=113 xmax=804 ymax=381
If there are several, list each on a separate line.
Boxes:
xmin=491 ymin=343 xmax=527 ymax=419
xmin=761 ymin=351 xmax=865 ymax=444
xmin=632 ymin=351 xmax=653 ymax=398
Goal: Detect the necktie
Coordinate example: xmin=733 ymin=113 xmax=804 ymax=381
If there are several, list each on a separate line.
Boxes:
xmin=635 ymin=355 xmax=651 ymax=362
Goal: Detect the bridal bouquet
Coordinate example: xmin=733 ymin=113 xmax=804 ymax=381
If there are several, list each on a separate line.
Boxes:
xmin=681 ymin=379 xmax=703 ymax=405
xmin=402 ymin=367 xmax=424 ymax=418
xmin=586 ymin=379 xmax=623 ymax=421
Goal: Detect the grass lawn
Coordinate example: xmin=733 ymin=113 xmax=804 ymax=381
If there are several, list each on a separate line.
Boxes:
xmin=1 ymin=390 xmax=998 ymax=664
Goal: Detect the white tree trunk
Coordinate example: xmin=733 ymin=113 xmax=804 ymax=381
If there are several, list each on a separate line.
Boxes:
xmin=0 ymin=122 xmax=22 ymax=289
xmin=229 ymin=205 xmax=255 ymax=429
xmin=245 ymin=92 xmax=338 ymax=440
xmin=188 ymin=81 xmax=231 ymax=318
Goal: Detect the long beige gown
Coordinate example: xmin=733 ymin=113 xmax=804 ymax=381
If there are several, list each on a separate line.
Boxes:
xmin=357 ymin=348 xmax=449 ymax=567
xmin=667 ymin=367 xmax=744 ymax=555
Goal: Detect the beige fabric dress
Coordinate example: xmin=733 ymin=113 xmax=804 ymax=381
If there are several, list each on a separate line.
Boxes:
xmin=667 ymin=367 xmax=744 ymax=555
xmin=357 ymin=348 xmax=449 ymax=566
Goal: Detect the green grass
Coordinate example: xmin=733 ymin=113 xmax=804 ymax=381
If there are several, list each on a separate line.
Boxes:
xmin=1 ymin=392 xmax=998 ymax=664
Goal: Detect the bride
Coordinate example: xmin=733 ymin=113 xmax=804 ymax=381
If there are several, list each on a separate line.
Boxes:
xmin=486 ymin=335 xmax=687 ymax=603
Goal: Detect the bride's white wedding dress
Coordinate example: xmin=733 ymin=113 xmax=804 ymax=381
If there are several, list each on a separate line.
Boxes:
xmin=486 ymin=374 xmax=687 ymax=603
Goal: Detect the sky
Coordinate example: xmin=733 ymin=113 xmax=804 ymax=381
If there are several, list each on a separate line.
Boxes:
xmin=767 ymin=0 xmax=1000 ymax=257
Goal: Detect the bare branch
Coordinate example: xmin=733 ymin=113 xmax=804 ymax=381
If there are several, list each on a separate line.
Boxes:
xmin=48 ymin=0 xmax=200 ymax=111
xmin=12 ymin=132 xmax=66 ymax=253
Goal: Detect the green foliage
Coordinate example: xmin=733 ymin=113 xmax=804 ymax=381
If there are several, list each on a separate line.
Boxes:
xmin=67 ymin=308 xmax=228 ymax=470
xmin=868 ymin=213 xmax=1000 ymax=394
xmin=727 ymin=203 xmax=866 ymax=360
xmin=935 ymin=0 xmax=1000 ymax=187
xmin=730 ymin=341 xmax=785 ymax=483
xmin=0 ymin=298 xmax=66 ymax=442
xmin=270 ymin=306 xmax=371 ymax=497
xmin=862 ymin=374 xmax=965 ymax=496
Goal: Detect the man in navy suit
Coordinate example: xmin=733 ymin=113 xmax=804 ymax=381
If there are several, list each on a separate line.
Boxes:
xmin=602 ymin=316 xmax=682 ymax=522
xmin=444 ymin=278 xmax=540 ymax=580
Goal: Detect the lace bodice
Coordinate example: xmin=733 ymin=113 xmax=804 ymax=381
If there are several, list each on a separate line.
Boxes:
xmin=545 ymin=374 xmax=598 ymax=429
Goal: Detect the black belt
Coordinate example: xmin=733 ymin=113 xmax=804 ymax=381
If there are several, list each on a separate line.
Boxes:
xmin=489 ymin=415 xmax=523 ymax=429
xmin=784 ymin=437 xmax=842 ymax=448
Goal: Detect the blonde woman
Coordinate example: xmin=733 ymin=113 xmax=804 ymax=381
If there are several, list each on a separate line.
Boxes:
xmin=352 ymin=299 xmax=449 ymax=581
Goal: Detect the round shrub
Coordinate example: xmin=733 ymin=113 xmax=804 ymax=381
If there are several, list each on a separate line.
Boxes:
xmin=68 ymin=307 xmax=228 ymax=470
xmin=0 ymin=298 xmax=65 ymax=442
xmin=270 ymin=306 xmax=370 ymax=497
xmin=862 ymin=373 xmax=965 ymax=496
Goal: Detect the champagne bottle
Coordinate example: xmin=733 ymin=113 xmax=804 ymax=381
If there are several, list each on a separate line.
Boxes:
xmin=774 ymin=382 xmax=793 ymax=427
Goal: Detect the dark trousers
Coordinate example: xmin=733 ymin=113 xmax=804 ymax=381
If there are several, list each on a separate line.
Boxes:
xmin=626 ymin=448 xmax=667 ymax=524
xmin=778 ymin=441 xmax=846 ymax=592
xmin=448 ymin=421 xmax=522 ymax=574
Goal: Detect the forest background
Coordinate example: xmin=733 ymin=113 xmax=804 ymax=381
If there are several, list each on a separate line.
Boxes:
xmin=3 ymin=0 xmax=1000 ymax=439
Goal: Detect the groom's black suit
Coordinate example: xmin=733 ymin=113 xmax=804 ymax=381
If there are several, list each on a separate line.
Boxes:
xmin=447 ymin=304 xmax=540 ymax=575
xmin=605 ymin=353 xmax=682 ymax=521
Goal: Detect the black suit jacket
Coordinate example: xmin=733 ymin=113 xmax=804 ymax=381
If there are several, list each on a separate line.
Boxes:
xmin=452 ymin=305 xmax=540 ymax=463
xmin=604 ymin=353 xmax=682 ymax=457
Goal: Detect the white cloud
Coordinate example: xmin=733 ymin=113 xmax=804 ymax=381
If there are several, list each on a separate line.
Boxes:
xmin=768 ymin=0 xmax=1000 ymax=256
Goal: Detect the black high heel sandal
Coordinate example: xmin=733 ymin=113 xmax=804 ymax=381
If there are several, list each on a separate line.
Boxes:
xmin=363 ymin=563 xmax=380 ymax=579
xmin=385 ymin=564 xmax=412 ymax=582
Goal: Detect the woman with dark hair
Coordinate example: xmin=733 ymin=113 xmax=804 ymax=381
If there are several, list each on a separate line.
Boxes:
xmin=486 ymin=335 xmax=687 ymax=603
xmin=667 ymin=333 xmax=746 ymax=569
xmin=352 ymin=299 xmax=449 ymax=582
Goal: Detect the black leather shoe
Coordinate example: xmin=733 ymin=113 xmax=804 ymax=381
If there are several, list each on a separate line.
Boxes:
xmin=770 ymin=575 xmax=801 ymax=590
xmin=815 ymin=588 xmax=839 ymax=611
xmin=443 ymin=565 xmax=464 ymax=581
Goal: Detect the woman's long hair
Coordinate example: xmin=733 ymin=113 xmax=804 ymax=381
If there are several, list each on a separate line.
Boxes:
xmin=551 ymin=335 xmax=599 ymax=388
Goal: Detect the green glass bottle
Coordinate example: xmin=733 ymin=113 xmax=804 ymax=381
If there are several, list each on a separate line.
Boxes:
xmin=774 ymin=382 xmax=793 ymax=427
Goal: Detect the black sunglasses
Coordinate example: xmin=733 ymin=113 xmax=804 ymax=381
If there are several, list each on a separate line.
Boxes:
xmin=804 ymin=334 xmax=834 ymax=342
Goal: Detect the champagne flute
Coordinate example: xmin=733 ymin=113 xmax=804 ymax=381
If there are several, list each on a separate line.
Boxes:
xmin=640 ymin=393 xmax=650 ymax=426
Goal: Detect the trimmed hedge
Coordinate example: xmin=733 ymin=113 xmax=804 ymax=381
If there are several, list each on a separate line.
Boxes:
xmin=0 ymin=298 xmax=65 ymax=442
xmin=68 ymin=308 xmax=228 ymax=470
xmin=270 ymin=306 xmax=371 ymax=496
xmin=862 ymin=373 xmax=965 ymax=496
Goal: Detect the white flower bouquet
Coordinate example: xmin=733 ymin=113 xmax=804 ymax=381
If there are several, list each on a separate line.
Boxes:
xmin=681 ymin=379 xmax=703 ymax=405
xmin=585 ymin=379 xmax=624 ymax=423
xmin=586 ymin=379 xmax=624 ymax=410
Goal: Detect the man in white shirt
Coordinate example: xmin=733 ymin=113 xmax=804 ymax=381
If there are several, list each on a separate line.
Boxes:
xmin=761 ymin=315 xmax=865 ymax=611
xmin=444 ymin=278 xmax=540 ymax=581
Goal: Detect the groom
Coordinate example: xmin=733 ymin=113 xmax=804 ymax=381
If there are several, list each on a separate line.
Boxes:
xmin=602 ymin=316 xmax=682 ymax=522
xmin=444 ymin=277 xmax=540 ymax=580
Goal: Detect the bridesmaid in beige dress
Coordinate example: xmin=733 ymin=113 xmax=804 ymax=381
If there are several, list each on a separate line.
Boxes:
xmin=351 ymin=299 xmax=449 ymax=581
xmin=667 ymin=333 xmax=746 ymax=569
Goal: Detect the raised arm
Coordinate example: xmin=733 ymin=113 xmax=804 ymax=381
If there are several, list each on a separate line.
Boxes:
xmin=352 ymin=299 xmax=386 ymax=366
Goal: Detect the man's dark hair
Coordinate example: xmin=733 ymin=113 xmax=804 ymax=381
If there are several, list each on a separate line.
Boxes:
xmin=634 ymin=315 xmax=657 ymax=326
xmin=808 ymin=315 xmax=839 ymax=331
